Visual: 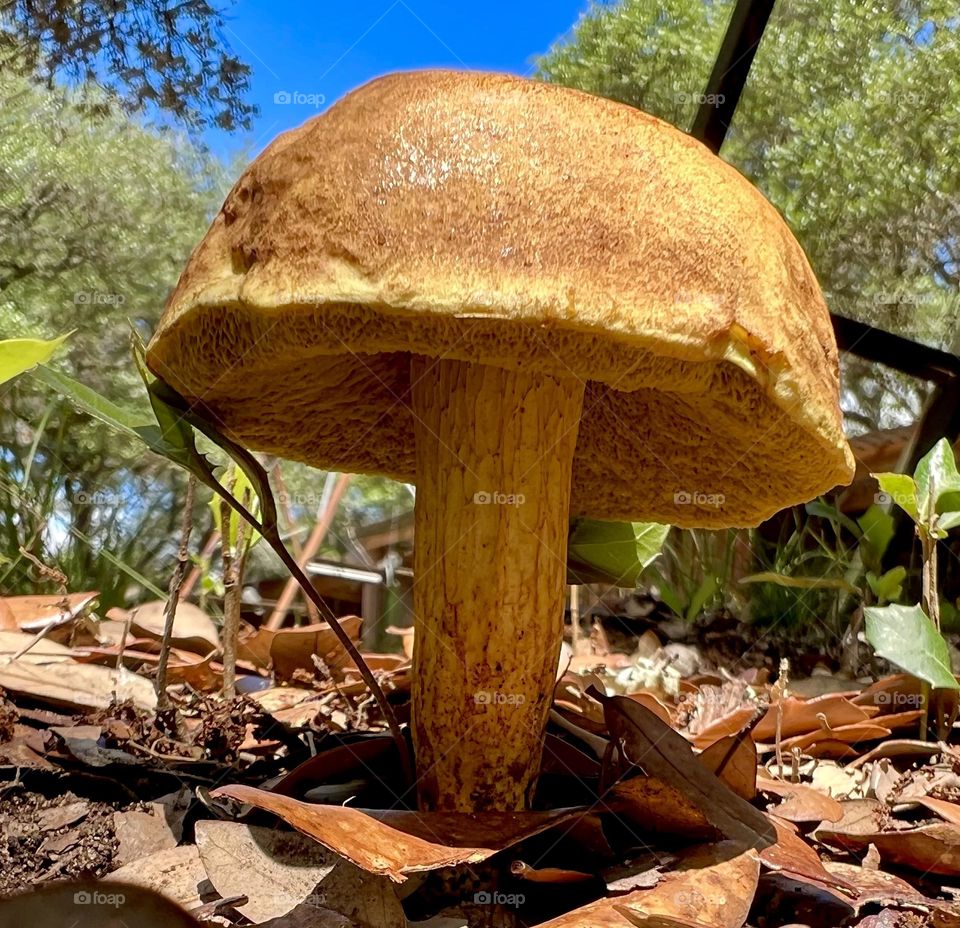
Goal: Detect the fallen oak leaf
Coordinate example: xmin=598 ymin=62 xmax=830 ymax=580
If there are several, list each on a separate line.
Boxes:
xmin=211 ymin=784 xmax=587 ymax=882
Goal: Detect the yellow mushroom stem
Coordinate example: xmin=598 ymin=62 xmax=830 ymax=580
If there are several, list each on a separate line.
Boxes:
xmin=410 ymin=355 xmax=585 ymax=811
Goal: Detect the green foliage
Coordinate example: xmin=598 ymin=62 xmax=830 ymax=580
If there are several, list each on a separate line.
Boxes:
xmin=865 ymin=603 xmax=959 ymax=690
xmin=538 ymin=0 xmax=960 ymax=431
xmin=0 ymin=70 xmax=227 ymax=603
xmin=567 ymin=519 xmax=669 ymax=586
xmin=645 ymin=528 xmax=739 ymax=621
xmin=877 ymin=439 xmax=960 ymax=539
xmin=866 ymin=439 xmax=960 ymax=689
xmin=0 ymin=334 xmax=69 ymax=385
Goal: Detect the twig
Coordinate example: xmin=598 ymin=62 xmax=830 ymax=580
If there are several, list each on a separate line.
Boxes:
xmin=265 ymin=472 xmax=351 ymax=629
xmin=156 ymin=475 xmax=196 ymax=709
xmin=221 ymin=481 xmax=249 ymax=700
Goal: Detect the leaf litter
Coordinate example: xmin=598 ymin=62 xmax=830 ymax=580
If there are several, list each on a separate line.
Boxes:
xmin=4 ymin=595 xmax=960 ymax=926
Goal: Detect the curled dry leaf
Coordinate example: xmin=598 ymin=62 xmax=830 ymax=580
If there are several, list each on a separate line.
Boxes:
xmin=211 ymin=784 xmax=586 ymax=882
xmin=915 ymin=796 xmax=960 ymax=828
xmin=539 ymin=842 xmax=760 ymax=928
xmin=249 ymin=618 xmax=363 ymax=681
xmin=753 ymin=695 xmax=872 ymax=742
xmin=760 ymin=815 xmax=855 ymax=893
xmin=818 ymin=821 xmax=960 ymax=876
xmin=123 ymin=600 xmax=220 ymax=654
xmin=776 ymin=721 xmax=892 ymax=754
xmin=755 ymin=776 xmax=843 ymax=823
xmin=690 ymin=707 xmax=756 ymax=751
xmin=1 ymin=592 xmax=98 ymax=632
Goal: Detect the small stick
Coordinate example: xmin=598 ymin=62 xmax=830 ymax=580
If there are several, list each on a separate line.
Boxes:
xmin=221 ymin=483 xmax=249 ymax=699
xmin=156 ymin=475 xmax=196 ymax=709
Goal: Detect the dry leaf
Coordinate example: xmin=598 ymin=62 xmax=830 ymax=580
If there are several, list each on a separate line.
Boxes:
xmin=109 ymin=844 xmax=207 ymax=909
xmin=760 ymin=815 xmax=854 ymax=893
xmin=818 ymin=821 xmax=960 ymax=876
xmin=1 ymin=592 xmax=98 ymax=631
xmin=124 ymin=600 xmax=220 ymax=654
xmin=697 ymin=734 xmax=757 ymax=801
xmin=753 ymin=695 xmax=871 ymax=741
xmin=600 ymin=694 xmax=775 ymax=848
xmin=690 ymin=708 xmax=756 ymax=751
xmin=540 ymin=842 xmax=760 ymax=928
xmin=755 ymin=776 xmax=843 ymax=823
xmin=211 ymin=784 xmax=586 ymax=882
xmin=607 ymin=777 xmax=716 ymax=841
xmin=0 ymin=661 xmax=156 ymax=711
xmin=195 ymin=821 xmax=339 ymax=922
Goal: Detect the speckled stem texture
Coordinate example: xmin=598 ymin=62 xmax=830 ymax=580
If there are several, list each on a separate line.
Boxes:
xmin=410 ymin=356 xmax=585 ymax=811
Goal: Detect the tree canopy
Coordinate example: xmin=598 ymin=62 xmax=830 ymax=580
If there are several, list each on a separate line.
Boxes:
xmin=538 ymin=0 xmax=960 ymax=432
xmin=1 ymin=0 xmax=255 ymax=129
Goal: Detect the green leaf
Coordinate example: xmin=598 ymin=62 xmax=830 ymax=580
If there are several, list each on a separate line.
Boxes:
xmin=0 ymin=334 xmax=70 ymax=385
xmin=646 ymin=567 xmax=685 ymax=617
xmin=568 ymin=520 xmax=669 ymax=586
xmin=864 ymin=603 xmax=959 ymax=690
xmin=33 ymin=364 xmax=153 ymax=436
xmin=915 ymin=439 xmax=960 ymax=523
xmin=805 ymin=499 xmax=861 ymax=537
xmin=210 ymin=465 xmax=261 ymax=554
xmin=866 ymin=566 xmax=905 ymax=604
xmin=685 ymin=574 xmax=719 ymax=621
xmin=739 ymin=571 xmax=860 ymax=596
xmin=857 ymin=504 xmax=895 ymax=570
xmin=873 ymin=472 xmax=919 ymax=521
xmin=937 ymin=511 xmax=960 ymax=533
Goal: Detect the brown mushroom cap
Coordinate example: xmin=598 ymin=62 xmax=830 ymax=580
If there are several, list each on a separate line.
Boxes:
xmin=147 ymin=69 xmax=854 ymax=527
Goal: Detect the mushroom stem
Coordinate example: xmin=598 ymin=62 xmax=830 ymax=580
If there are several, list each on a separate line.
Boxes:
xmin=410 ymin=356 xmax=585 ymax=811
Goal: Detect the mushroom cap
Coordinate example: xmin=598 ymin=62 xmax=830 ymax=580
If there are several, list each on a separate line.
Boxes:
xmin=147 ymin=70 xmax=854 ymax=527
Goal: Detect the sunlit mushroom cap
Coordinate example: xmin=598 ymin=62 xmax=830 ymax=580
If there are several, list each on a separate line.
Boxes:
xmin=147 ymin=70 xmax=854 ymax=527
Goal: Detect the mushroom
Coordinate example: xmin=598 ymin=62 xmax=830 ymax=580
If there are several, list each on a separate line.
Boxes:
xmin=147 ymin=71 xmax=854 ymax=811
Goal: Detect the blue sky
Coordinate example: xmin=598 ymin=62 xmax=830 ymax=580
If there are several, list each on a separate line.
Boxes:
xmin=205 ymin=0 xmax=590 ymax=160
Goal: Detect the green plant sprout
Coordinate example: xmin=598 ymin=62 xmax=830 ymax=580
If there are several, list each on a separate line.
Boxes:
xmin=868 ymin=438 xmax=960 ymax=738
